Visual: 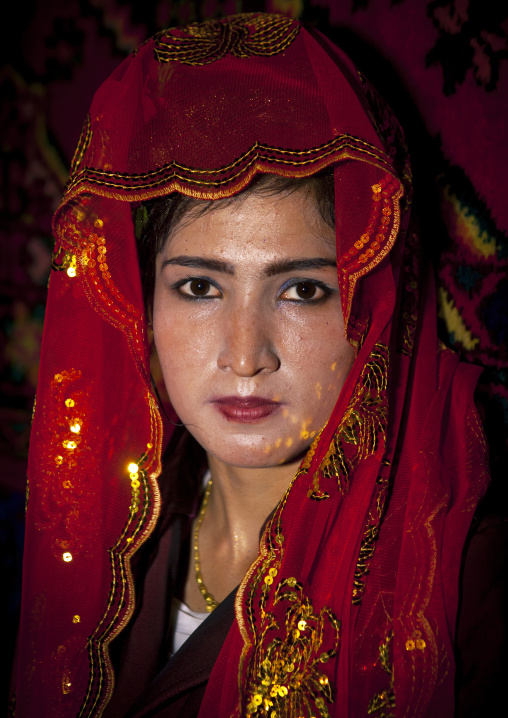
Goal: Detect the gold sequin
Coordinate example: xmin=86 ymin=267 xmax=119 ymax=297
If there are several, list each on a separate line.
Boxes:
xmin=61 ymin=673 xmax=72 ymax=695
xmin=242 ymin=577 xmax=339 ymax=717
xmin=405 ymin=631 xmax=426 ymax=651
xmin=63 ymin=552 xmax=73 ymax=562
xmin=72 ymin=615 xmax=80 ymax=623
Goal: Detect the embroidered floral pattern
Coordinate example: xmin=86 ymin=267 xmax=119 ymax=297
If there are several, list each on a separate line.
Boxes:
xmin=367 ymin=632 xmax=395 ymax=717
xmin=304 ymin=344 xmax=389 ymax=500
xmin=352 ymin=464 xmax=391 ymax=605
xmin=154 ymin=13 xmax=300 ymax=65
xmin=243 ymin=576 xmax=340 ymax=717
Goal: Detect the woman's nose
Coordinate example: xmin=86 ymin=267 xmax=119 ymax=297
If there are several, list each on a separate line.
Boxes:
xmin=217 ymin=309 xmax=280 ymax=377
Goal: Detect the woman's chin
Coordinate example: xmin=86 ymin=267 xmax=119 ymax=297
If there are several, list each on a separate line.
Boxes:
xmin=201 ymin=439 xmax=310 ymax=471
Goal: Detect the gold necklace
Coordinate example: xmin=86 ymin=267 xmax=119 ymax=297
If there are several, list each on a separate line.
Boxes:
xmin=193 ymin=479 xmax=218 ymax=613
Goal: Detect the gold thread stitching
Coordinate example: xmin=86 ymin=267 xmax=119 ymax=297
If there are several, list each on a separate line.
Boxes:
xmin=65 ymin=136 xmax=394 ymax=196
xmin=242 ymin=578 xmax=340 ymax=717
xmin=367 ymin=632 xmax=395 ymax=716
xmin=303 ymin=345 xmax=389 ymax=500
xmin=154 ymin=13 xmax=300 ymax=65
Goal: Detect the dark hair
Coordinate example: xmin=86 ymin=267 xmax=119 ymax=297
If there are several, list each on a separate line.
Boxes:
xmin=134 ymin=168 xmax=335 ymax=310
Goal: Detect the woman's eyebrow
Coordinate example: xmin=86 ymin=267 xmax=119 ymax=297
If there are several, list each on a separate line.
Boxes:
xmin=264 ymin=258 xmax=337 ymax=277
xmin=161 ymin=256 xmax=337 ymax=276
xmin=161 ymin=256 xmax=235 ymax=274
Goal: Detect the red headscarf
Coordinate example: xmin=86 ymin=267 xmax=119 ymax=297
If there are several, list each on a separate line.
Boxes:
xmin=14 ymin=13 xmax=488 ymax=717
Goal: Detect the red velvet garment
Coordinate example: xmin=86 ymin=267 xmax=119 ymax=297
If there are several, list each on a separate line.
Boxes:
xmin=13 ymin=13 xmax=488 ymax=717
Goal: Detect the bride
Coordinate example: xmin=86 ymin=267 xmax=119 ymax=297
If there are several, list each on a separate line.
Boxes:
xmin=13 ymin=13 xmax=496 ymax=718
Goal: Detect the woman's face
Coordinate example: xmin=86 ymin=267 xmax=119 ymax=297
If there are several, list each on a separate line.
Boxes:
xmin=153 ymin=188 xmax=355 ymax=469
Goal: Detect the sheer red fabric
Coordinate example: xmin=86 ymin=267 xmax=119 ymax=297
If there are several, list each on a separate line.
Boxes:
xmin=14 ymin=13 xmax=488 ymax=717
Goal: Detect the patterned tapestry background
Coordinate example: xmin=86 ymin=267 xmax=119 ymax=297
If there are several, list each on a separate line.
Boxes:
xmin=1 ymin=0 xmax=507 ymax=706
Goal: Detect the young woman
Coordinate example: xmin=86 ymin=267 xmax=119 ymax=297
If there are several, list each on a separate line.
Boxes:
xmin=13 ymin=13 xmax=496 ymax=718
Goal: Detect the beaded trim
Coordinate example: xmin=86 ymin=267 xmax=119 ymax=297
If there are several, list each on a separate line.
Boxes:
xmin=63 ymin=135 xmax=396 ymax=203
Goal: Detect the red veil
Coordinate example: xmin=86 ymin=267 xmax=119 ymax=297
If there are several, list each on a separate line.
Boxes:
xmin=13 ymin=13 xmax=488 ymax=717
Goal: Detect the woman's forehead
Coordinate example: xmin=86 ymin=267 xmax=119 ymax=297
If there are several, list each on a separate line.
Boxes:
xmin=160 ymin=189 xmax=336 ymax=261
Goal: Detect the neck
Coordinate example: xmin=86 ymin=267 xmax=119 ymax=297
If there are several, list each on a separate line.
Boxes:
xmin=205 ymin=455 xmax=300 ymax=547
xmin=186 ymin=454 xmax=302 ymax=610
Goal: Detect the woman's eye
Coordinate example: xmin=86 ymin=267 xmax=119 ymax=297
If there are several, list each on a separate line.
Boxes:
xmin=281 ymin=282 xmax=325 ymax=301
xmin=178 ymin=278 xmax=221 ymax=298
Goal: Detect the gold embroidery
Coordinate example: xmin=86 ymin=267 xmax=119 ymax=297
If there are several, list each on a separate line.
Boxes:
xmin=368 ymin=632 xmax=395 ymax=717
xmin=405 ymin=630 xmax=426 ymax=651
xmin=154 ymin=13 xmax=299 ymax=65
xmin=305 ymin=345 xmax=389 ymax=500
xmin=69 ymin=113 xmax=91 ymax=178
xmin=51 ymin=246 xmax=77 ymax=276
xmin=368 ymin=690 xmax=395 ymax=717
xmin=61 ymin=671 xmax=73 ymax=695
xmin=82 ymin=397 xmax=162 ymax=717
xmin=64 ymin=135 xmax=395 ymax=201
xmin=352 ymin=463 xmax=391 ymax=605
xmin=341 ymin=175 xmax=404 ymax=329
xmin=50 ymin=204 xmax=164 ymax=715
xmin=243 ymin=578 xmax=340 ymax=717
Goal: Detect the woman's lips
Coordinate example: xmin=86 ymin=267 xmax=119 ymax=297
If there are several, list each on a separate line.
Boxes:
xmin=210 ymin=396 xmax=281 ymax=423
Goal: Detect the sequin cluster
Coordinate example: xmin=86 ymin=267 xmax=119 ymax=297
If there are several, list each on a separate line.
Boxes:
xmin=154 ymin=13 xmax=300 ymax=65
xmin=35 ymin=368 xmax=93 ymax=558
xmin=127 ymin=447 xmax=152 ymax=516
xmin=51 ymin=205 xmax=93 ymax=280
xmin=49 ymin=203 xmax=162 ymax=715
xmin=243 ymin=576 xmax=340 ymax=717
xmin=54 ymin=204 xmax=149 ymax=381
xmin=237 ymin=475 xmax=340 ymax=717
xmin=340 ymin=174 xmax=402 ymax=326
xmin=343 ymin=176 xmax=398 ymax=268
xmin=82 ymin=216 xmax=148 ymax=367
xmin=51 ymin=246 xmax=78 ymax=277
